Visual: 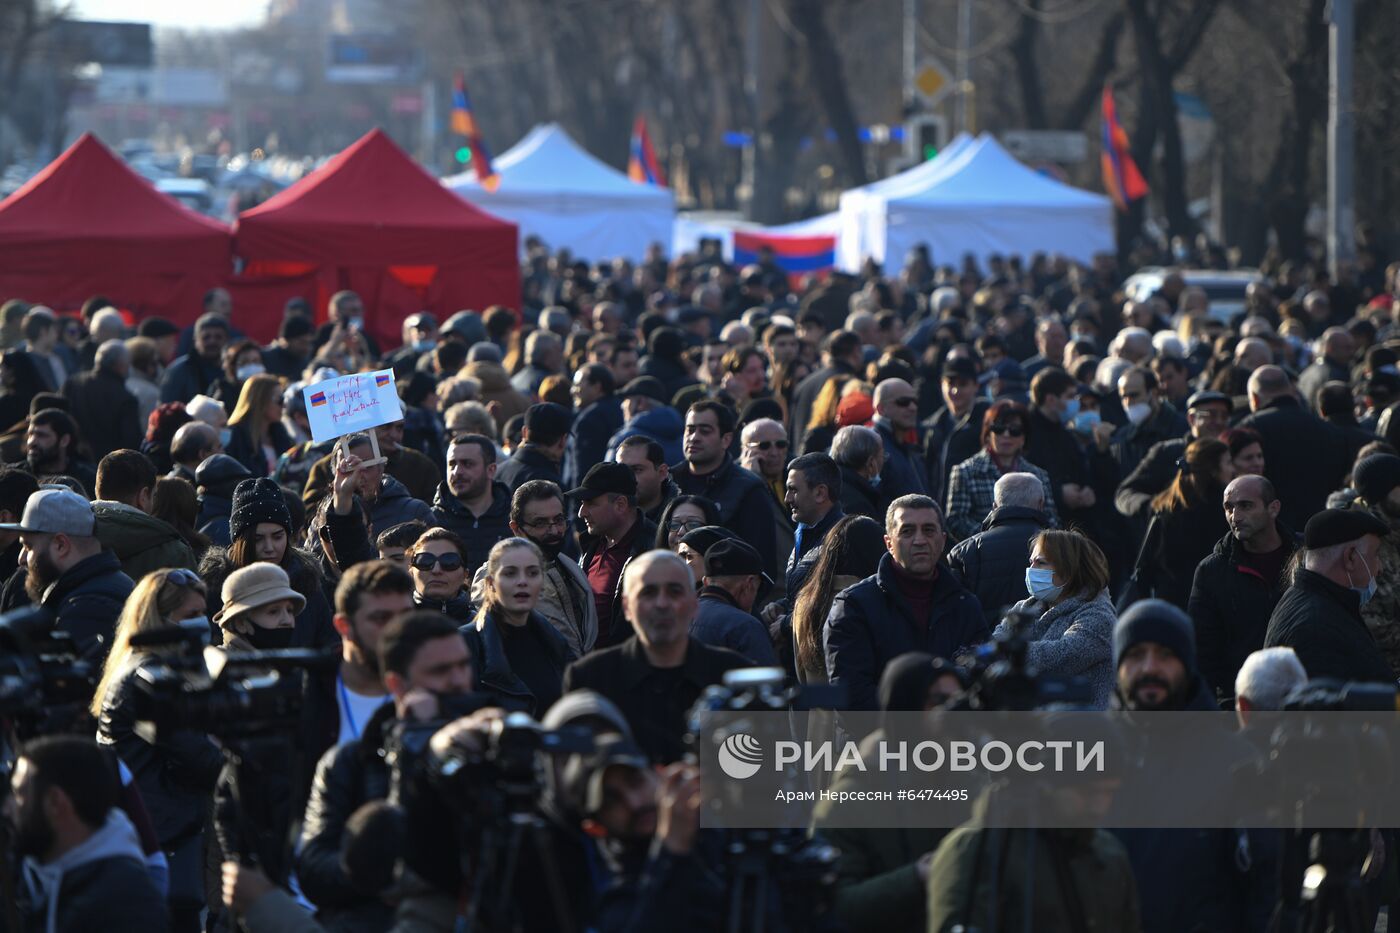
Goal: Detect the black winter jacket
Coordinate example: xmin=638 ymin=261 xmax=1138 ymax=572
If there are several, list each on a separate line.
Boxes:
xmin=838 ymin=466 xmax=885 ymax=522
xmin=922 ymin=400 xmax=989 ymax=504
xmin=1239 ymin=396 xmax=1353 ymax=530
xmin=22 ymin=851 xmax=170 ymax=933
xmin=495 ymin=444 xmax=562 ymax=493
xmin=296 ymin=702 xmax=396 ymax=933
xmin=97 ymin=658 xmax=223 ymax=846
xmin=1025 ymin=406 xmax=1088 ymax=512
xmin=1264 ymin=568 xmax=1396 ymax=684
xmin=670 ymin=455 xmax=778 ymax=577
xmin=43 ymin=549 xmax=134 ymax=664
xmin=460 ymin=608 xmax=576 ymax=717
xmin=1146 ymin=495 xmax=1230 ymax=610
xmin=946 ymin=504 xmax=1051 ymax=624
xmin=824 ymin=553 xmax=989 ymax=711
xmin=413 ymin=589 xmax=474 ymax=623
xmin=1188 ymin=524 xmax=1298 ymax=702
xmin=430 ymin=480 xmax=514 ymax=579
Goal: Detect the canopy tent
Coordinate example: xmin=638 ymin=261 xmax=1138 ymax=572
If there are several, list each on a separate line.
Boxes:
xmin=0 ymin=133 xmax=232 ymax=324
xmin=836 ymin=133 xmax=1114 ymax=274
xmin=235 ymin=128 xmax=519 ymax=346
xmin=444 ymin=123 xmax=674 ymax=261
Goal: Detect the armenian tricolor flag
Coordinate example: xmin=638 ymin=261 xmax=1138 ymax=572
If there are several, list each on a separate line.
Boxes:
xmin=1101 ymin=86 xmax=1149 ymax=211
xmin=309 ymin=391 xmax=327 ymax=408
xmin=452 ymin=72 xmax=499 ymax=192
xmin=375 ymin=373 xmax=392 ymax=388
xmin=627 ymin=115 xmax=666 ymax=187
xmin=733 ymin=231 xmax=835 ymax=288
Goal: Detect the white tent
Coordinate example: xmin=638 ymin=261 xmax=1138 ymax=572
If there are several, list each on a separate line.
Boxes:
xmin=836 ymin=133 xmax=1114 ymax=273
xmin=444 ymin=123 xmax=675 ymax=261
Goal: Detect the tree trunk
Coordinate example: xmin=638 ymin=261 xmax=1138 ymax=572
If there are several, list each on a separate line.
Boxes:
xmin=1012 ymin=0 xmax=1048 ymax=129
xmin=1058 ymin=11 xmax=1126 ymax=130
xmin=788 ymin=0 xmax=867 ymax=188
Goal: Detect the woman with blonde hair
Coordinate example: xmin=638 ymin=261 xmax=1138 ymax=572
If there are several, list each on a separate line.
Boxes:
xmin=461 ymin=537 xmax=575 ymax=716
xmin=93 ymin=568 xmax=221 ymax=932
xmin=225 ymin=372 xmax=292 ymax=477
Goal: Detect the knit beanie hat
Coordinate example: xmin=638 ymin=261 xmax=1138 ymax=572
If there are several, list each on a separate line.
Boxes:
xmin=230 ymin=477 xmax=292 ymax=540
xmin=1113 ymin=599 xmax=1196 ymax=672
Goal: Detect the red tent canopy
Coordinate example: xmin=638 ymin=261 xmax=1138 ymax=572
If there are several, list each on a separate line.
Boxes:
xmin=0 ymin=133 xmax=232 ymax=324
xmin=234 ymin=128 xmax=519 ymax=347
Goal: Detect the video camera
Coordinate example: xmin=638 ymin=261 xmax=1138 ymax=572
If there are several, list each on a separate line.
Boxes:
xmin=955 ymin=606 xmax=1096 ymax=710
xmin=127 ymin=621 xmax=338 ymax=742
xmin=0 ymin=606 xmax=97 ymax=736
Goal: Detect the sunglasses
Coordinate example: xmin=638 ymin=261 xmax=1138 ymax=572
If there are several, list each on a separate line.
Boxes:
xmin=167 ymin=568 xmax=204 ymax=588
xmin=746 ymin=440 xmax=789 ymax=451
xmin=411 ymin=552 xmax=464 ymax=572
xmin=989 ymin=424 xmax=1024 ymax=437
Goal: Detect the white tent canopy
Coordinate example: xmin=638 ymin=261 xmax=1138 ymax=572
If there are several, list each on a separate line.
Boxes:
xmin=836 ymin=133 xmax=1114 ymax=273
xmin=444 ymin=123 xmax=675 ymax=261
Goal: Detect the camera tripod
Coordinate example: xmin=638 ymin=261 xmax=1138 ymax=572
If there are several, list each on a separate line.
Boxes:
xmin=460 ymin=809 xmax=578 ymax=933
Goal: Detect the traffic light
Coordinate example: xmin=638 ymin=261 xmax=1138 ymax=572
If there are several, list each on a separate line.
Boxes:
xmin=905 ymin=115 xmax=947 ymax=163
xmin=455 ymin=146 xmax=472 ymax=164
xmin=918 ymin=122 xmax=939 ymax=161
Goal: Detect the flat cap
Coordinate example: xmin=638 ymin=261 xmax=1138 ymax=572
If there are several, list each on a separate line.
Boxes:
xmin=1303 ymin=508 xmax=1390 ymax=549
xmin=1186 ymin=390 xmax=1232 ymax=412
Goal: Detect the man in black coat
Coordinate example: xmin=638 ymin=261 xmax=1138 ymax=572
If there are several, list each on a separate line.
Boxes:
xmin=430 ymin=434 xmax=513 ymax=578
xmin=1188 ymin=475 xmax=1298 ymax=703
xmin=670 ymin=400 xmax=778 ymax=578
xmin=1264 ymin=508 xmax=1394 ymax=683
xmin=159 ymin=312 xmax=228 ymax=404
xmin=495 ymin=402 xmax=570 ymax=493
xmin=1239 ymin=366 xmax=1353 ymax=530
xmin=61 ymin=340 xmax=141 ymax=460
xmin=1025 ymin=367 xmax=1094 ymax=518
xmin=922 ymin=358 xmax=989 ymax=504
xmin=573 ymin=463 xmax=659 ymax=649
xmin=692 ymin=538 xmax=779 ymax=665
xmin=1114 ymin=390 xmax=1233 ymax=521
xmin=564 ymin=550 xmax=748 ymax=764
xmin=824 ymin=494 xmax=988 ymax=711
xmin=1 ymin=487 xmax=134 ymax=671
xmin=946 ymin=472 xmax=1051 ymax=625
xmin=1296 ymin=326 xmax=1355 ymax=413
xmin=1109 ymin=365 xmax=1189 ymax=481
xmin=10 ymin=736 xmax=169 ymax=933
xmin=564 ymin=363 xmax=625 ymax=491
xmin=788 ymin=329 xmax=862 ymax=450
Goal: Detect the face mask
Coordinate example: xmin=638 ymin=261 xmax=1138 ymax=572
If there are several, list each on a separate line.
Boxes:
xmin=347 ymin=317 xmax=364 ymax=331
xmin=248 ymin=625 xmax=296 ymax=651
xmin=1125 ymin=402 xmax=1152 ymax=426
xmin=869 ymin=472 xmax=882 ymax=489
xmin=1071 ymin=410 xmax=1101 ymax=435
xmin=414 ymin=339 xmax=435 ymax=353
xmin=1350 ymin=551 xmax=1378 ymax=607
xmin=1058 ymin=398 xmax=1080 ymax=425
xmin=1025 ymin=567 xmax=1063 ymax=602
xmin=236 ymin=363 xmax=265 ymax=381
xmin=219 ymin=427 xmax=232 ymax=448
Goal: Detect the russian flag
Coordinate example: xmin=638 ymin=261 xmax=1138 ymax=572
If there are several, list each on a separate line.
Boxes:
xmin=733 ymin=231 xmax=836 ymax=287
xmin=310 ymin=391 xmax=327 ymax=408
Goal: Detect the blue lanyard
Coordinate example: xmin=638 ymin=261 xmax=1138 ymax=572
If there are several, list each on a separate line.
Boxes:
xmin=337 ymin=675 xmax=361 ymax=741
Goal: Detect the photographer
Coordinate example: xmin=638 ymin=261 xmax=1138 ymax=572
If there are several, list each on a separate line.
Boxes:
xmin=298 ymin=610 xmax=471 ymax=932
xmin=6 ymin=735 xmax=169 ymax=933
xmin=566 ymin=748 xmax=721 ymax=932
xmin=92 ymin=567 xmax=222 ymax=933
xmin=460 ymin=537 xmax=575 ymax=716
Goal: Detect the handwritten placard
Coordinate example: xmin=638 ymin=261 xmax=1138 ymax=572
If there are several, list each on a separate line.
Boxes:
xmin=303 ymin=369 xmax=404 ymax=443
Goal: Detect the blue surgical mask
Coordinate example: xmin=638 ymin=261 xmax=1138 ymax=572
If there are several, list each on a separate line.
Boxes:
xmin=414 ymin=339 xmax=435 ymax=353
xmin=1351 ymin=551 xmax=1378 ymax=607
xmin=219 ymin=427 xmax=232 ymax=447
xmin=1071 ymin=410 xmax=1101 ymax=435
xmin=235 ymin=363 xmax=264 ymax=381
xmin=1025 ymin=566 xmax=1063 ymax=602
xmin=869 ymin=472 xmax=882 ymax=489
xmin=1059 ymin=397 xmax=1080 ymax=425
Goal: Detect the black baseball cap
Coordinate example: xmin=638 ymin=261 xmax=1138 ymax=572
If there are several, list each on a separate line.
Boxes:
xmin=566 ymin=462 xmax=637 ymax=501
xmin=704 ymin=538 xmax=775 ymax=588
xmin=942 ymin=358 xmax=979 ymax=382
xmin=524 ymin=402 xmax=572 ymax=438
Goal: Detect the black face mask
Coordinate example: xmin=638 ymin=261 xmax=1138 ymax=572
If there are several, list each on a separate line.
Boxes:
xmin=248 ymin=626 xmax=296 ymax=650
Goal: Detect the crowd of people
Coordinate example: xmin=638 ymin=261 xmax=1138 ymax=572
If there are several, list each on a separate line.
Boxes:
xmin=3 ymin=233 xmax=1400 ymax=932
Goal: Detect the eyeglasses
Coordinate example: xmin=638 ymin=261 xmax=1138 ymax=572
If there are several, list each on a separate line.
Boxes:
xmin=892 ymin=397 xmax=918 ymax=408
xmin=667 ymin=518 xmax=706 ymax=533
xmin=988 ymin=424 xmax=1024 ymax=437
xmin=520 ymin=516 xmax=567 ymax=532
xmin=745 ymin=440 xmax=789 ymax=451
xmin=411 ymin=552 xmax=464 ymax=572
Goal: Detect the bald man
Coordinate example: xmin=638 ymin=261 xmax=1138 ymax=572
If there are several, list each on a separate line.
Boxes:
xmin=1239 ymin=366 xmax=1353 ymax=529
xmin=1297 ymin=327 xmax=1356 ymax=414
xmin=872 ymin=378 xmax=928 ymax=497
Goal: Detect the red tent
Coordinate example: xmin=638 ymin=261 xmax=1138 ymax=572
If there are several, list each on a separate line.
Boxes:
xmin=234 ymin=128 xmax=519 ymax=347
xmin=0 ymin=133 xmax=233 ymax=325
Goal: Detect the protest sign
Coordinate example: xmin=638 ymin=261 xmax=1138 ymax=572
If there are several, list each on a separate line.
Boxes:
xmin=303 ymin=370 xmax=404 ymax=458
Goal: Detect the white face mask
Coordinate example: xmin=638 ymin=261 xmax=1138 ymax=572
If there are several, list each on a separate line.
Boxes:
xmin=236 ymin=363 xmax=265 ymax=381
xmin=1124 ymin=402 xmax=1153 ymax=426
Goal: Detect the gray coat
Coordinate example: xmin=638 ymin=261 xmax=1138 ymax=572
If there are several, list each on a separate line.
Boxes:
xmin=995 ymin=589 xmax=1117 ymax=709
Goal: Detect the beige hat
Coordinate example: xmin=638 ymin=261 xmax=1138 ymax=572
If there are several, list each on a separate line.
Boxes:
xmin=213 ymin=563 xmax=306 ymax=632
